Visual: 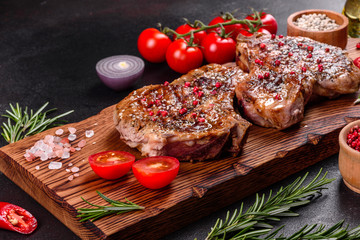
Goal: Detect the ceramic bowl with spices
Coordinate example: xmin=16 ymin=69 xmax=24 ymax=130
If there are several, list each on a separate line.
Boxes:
xmin=287 ymin=9 xmax=348 ymax=49
xmin=339 ymin=119 xmax=360 ymax=194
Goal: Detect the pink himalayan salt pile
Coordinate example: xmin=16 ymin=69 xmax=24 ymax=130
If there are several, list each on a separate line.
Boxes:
xmin=24 ymin=128 xmax=88 ymax=162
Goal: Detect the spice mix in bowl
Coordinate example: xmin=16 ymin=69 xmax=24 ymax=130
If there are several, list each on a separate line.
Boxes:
xmin=287 ymin=9 xmax=348 ymax=49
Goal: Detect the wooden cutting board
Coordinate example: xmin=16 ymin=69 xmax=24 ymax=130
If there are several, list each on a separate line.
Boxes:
xmin=1 ymin=38 xmax=360 ymax=240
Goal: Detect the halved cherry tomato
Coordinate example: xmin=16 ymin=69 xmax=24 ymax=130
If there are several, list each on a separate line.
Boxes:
xmin=0 ymin=202 xmax=37 ymax=234
xmin=166 ymin=39 xmax=203 ymax=74
xmin=137 ymin=28 xmax=172 ymax=63
xmin=201 ymin=32 xmax=236 ymax=64
xmin=245 ymin=12 xmax=278 ymax=35
xmin=354 ymin=57 xmax=360 ymax=69
xmin=88 ymin=151 xmax=135 ymax=180
xmin=174 ymin=24 xmax=207 ymax=44
xmin=132 ymin=156 xmax=180 ymax=189
xmin=208 ymin=16 xmax=243 ymax=41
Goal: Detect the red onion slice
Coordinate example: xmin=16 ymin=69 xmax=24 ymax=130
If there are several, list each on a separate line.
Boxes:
xmin=96 ymin=55 xmax=144 ymax=91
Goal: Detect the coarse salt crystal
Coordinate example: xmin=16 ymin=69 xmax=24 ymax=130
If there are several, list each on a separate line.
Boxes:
xmin=48 ymin=161 xmax=62 ymax=169
xmin=75 ymin=147 xmax=81 ymax=151
xmin=78 ymin=140 xmax=86 ymax=148
xmin=85 ymin=130 xmax=94 ymax=138
xmin=54 ymin=144 xmax=63 ymax=150
xmin=74 ymin=173 xmax=80 ymax=177
xmin=44 ymin=135 xmax=54 ymax=144
xmin=66 ymin=169 xmax=70 ymax=172
xmin=55 ymin=150 xmax=63 ymax=158
xmin=68 ymin=163 xmax=73 ymax=167
xmin=68 ymin=175 xmax=74 ymax=181
xmin=93 ymin=123 xmax=98 ymax=126
xmin=68 ymin=134 xmax=77 ymax=141
xmin=61 ymin=150 xmax=70 ymax=159
xmin=35 ymin=150 xmax=43 ymax=157
xmin=35 ymin=166 xmax=40 ymax=170
xmin=71 ymin=166 xmax=79 ymax=173
xmin=40 ymin=152 xmax=49 ymax=161
xmin=55 ymin=129 xmax=64 ymax=135
xmin=92 ymin=142 xmax=96 ymax=144
xmin=68 ymin=127 xmax=77 ymax=134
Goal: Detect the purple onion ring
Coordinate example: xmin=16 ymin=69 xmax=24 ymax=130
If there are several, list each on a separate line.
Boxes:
xmin=96 ymin=55 xmax=144 ymax=91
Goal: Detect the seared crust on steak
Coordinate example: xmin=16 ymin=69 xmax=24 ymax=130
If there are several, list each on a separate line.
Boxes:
xmin=235 ymin=33 xmax=360 ymax=129
xmin=114 ymin=64 xmax=251 ymax=161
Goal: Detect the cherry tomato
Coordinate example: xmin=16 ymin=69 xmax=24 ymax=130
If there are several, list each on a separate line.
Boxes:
xmin=174 ymin=24 xmax=207 ymax=43
xmin=238 ymin=27 xmax=271 ymax=37
xmin=166 ymin=39 xmax=203 ymax=74
xmin=88 ymin=151 xmax=135 ymax=180
xmin=354 ymin=57 xmax=360 ymax=69
xmin=137 ymin=28 xmax=172 ymax=63
xmin=0 ymin=202 xmax=37 ymax=234
xmin=245 ymin=12 xmax=278 ymax=35
xmin=201 ymin=32 xmax=236 ymax=64
xmin=132 ymin=156 xmax=180 ymax=189
xmin=207 ymin=16 xmax=243 ymax=41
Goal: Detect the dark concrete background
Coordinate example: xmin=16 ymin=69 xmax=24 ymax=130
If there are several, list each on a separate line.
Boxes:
xmin=0 ymin=0 xmax=359 ymax=239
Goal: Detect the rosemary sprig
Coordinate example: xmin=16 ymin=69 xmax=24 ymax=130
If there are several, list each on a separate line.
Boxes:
xmin=279 ymin=220 xmax=360 ymax=240
xmin=253 ymin=220 xmax=360 ymax=240
xmin=1 ymin=102 xmax=73 ymax=143
xmin=77 ymin=191 xmax=144 ymax=222
xmin=206 ymin=169 xmax=335 ymax=240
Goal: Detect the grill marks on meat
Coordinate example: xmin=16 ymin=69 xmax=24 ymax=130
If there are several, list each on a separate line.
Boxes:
xmin=114 ymin=64 xmax=251 ymax=161
xmin=235 ymin=34 xmax=360 ymax=129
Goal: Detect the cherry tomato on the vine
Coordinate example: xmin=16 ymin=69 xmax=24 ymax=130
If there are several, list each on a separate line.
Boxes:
xmin=201 ymin=32 xmax=236 ymax=64
xmin=207 ymin=16 xmax=243 ymax=41
xmin=132 ymin=156 xmax=180 ymax=189
xmin=245 ymin=12 xmax=278 ymax=35
xmin=238 ymin=27 xmax=271 ymax=37
xmin=166 ymin=39 xmax=203 ymax=74
xmin=88 ymin=151 xmax=135 ymax=180
xmin=174 ymin=24 xmax=207 ymax=44
xmin=137 ymin=28 xmax=172 ymax=63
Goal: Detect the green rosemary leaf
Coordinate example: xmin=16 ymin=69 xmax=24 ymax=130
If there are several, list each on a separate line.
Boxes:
xmin=28 ymin=102 xmax=49 ymax=123
xmin=96 ymin=190 xmax=122 ymax=205
xmin=1 ymin=102 xmax=73 ymax=143
xmin=77 ymin=191 xmax=144 ymax=222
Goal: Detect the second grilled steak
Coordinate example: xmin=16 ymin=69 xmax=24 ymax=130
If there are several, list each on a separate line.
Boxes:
xmin=235 ymin=33 xmax=360 ymax=129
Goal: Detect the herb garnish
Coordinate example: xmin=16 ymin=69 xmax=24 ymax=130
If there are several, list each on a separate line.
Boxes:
xmin=1 ymin=102 xmax=73 ymax=143
xmin=77 ymin=191 xmax=144 ymax=222
xmin=236 ymin=220 xmax=360 ymax=240
xmin=206 ymin=169 xmax=335 ymax=240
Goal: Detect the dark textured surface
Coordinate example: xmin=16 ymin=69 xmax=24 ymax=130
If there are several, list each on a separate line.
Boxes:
xmin=0 ymin=0 xmax=359 ymax=239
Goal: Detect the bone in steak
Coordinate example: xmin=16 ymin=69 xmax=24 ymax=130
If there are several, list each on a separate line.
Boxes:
xmin=114 ymin=64 xmax=251 ymax=161
xmin=235 ymin=33 xmax=360 ymax=129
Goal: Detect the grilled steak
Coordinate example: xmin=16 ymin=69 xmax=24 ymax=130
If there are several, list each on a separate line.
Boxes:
xmin=235 ymin=33 xmax=360 ymax=129
xmin=114 ymin=64 xmax=251 ymax=161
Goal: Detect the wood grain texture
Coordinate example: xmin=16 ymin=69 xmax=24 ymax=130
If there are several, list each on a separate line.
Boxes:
xmin=0 ymin=38 xmax=360 ymax=240
xmin=287 ymin=9 xmax=348 ymax=49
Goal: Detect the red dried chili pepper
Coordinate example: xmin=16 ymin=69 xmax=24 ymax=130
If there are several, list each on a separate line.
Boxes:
xmin=0 ymin=202 xmax=37 ymax=234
